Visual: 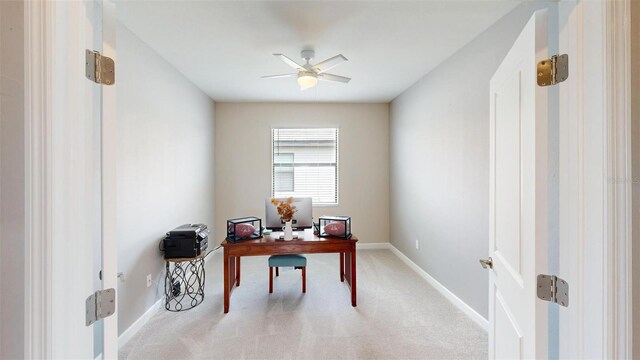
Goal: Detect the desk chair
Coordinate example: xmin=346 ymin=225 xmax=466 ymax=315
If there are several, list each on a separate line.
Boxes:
xmin=268 ymin=255 xmax=306 ymax=293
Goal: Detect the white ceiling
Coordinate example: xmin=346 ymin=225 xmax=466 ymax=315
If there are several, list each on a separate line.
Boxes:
xmin=116 ymin=1 xmax=520 ymax=103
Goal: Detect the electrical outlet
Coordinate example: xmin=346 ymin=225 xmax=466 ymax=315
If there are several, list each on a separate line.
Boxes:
xmin=415 ymin=239 xmax=420 ymax=250
xmin=146 ymin=274 xmax=152 ymax=288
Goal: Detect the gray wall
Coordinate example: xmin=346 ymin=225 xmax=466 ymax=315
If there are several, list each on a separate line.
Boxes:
xmin=116 ymin=23 xmax=216 ymax=335
xmin=632 ymin=0 xmax=640 ymax=355
xmin=389 ymin=1 xmax=556 ymax=319
xmin=0 ymin=1 xmax=25 ymax=358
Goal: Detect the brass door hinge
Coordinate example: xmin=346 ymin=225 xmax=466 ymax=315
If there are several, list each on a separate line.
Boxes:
xmin=85 ymin=50 xmax=115 ymax=85
xmin=537 ymin=54 xmax=568 ymax=86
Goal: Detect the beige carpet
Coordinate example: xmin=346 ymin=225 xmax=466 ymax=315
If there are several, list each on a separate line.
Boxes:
xmin=119 ymin=249 xmax=487 ymax=359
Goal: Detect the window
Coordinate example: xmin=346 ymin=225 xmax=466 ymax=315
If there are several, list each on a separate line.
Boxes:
xmin=271 ymin=128 xmax=339 ymax=205
xmin=273 ymin=153 xmax=294 ymax=192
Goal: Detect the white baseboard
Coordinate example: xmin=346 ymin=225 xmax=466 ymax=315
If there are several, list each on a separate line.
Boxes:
xmin=356 ymin=242 xmax=392 ymax=250
xmin=119 ymin=247 xmax=221 ymax=350
xmin=387 ymin=244 xmax=489 ymax=331
xmin=118 ymin=298 xmax=163 ymax=349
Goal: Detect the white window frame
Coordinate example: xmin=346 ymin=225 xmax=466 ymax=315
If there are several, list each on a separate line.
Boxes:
xmin=270 ymin=127 xmax=339 ymax=206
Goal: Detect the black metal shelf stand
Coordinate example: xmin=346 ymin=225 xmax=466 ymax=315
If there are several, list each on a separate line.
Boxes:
xmin=164 ymin=254 xmax=205 ymax=312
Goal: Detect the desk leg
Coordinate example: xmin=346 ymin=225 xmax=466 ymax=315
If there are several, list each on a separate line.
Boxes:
xmin=340 ymin=252 xmax=344 ymax=282
xmin=235 ymin=256 xmax=241 ymax=286
xmin=351 ymin=245 xmax=357 ymax=307
xmin=223 ymin=248 xmax=230 ymax=313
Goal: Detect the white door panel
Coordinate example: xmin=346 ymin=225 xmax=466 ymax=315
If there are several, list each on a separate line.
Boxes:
xmin=488 ymin=9 xmax=549 ymax=359
xmin=494 ymin=291 xmax=522 ymax=359
xmin=48 ymin=1 xmax=118 ymax=358
xmin=494 ymin=70 xmax=523 ymax=281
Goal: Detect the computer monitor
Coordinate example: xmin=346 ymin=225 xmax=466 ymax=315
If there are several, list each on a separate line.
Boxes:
xmin=265 ymin=197 xmax=313 ymax=230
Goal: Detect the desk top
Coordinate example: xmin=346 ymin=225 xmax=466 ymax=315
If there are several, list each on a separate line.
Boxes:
xmin=221 ymin=228 xmax=357 ymax=247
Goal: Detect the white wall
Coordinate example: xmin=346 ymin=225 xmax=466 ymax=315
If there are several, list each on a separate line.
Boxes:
xmin=0 ymin=1 xmax=25 ymax=358
xmin=389 ymin=1 xmax=556 ymax=319
xmin=215 ymin=103 xmax=389 ymax=245
xmin=116 ymin=23 xmax=216 ymax=335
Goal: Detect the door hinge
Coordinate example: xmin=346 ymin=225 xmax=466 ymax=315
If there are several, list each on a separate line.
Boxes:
xmin=537 ymin=274 xmax=569 ymax=307
xmin=85 ymin=288 xmax=116 ymax=326
xmin=537 ymin=54 xmax=568 ymax=87
xmin=85 ymin=50 xmax=115 ymax=85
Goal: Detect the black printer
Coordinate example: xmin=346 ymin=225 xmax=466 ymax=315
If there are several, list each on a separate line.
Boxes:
xmin=163 ymin=224 xmax=209 ymax=259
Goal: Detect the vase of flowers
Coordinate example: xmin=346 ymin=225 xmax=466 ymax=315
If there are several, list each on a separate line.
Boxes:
xmin=283 ymin=221 xmax=293 ymax=240
xmin=271 ymin=197 xmax=297 ymax=240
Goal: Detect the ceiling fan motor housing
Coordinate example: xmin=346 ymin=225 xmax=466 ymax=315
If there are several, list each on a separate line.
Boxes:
xmin=301 ymin=49 xmax=315 ymax=63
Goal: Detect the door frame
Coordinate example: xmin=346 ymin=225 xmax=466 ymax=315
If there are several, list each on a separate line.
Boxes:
xmin=23 ymin=0 xmax=633 ymax=359
xmin=24 ymin=2 xmax=54 ymax=357
xmin=24 ymin=0 xmax=118 ymax=358
xmin=558 ymin=0 xmax=632 ymax=358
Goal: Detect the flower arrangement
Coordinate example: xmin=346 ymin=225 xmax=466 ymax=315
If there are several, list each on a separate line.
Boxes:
xmin=271 ymin=197 xmax=297 ymax=223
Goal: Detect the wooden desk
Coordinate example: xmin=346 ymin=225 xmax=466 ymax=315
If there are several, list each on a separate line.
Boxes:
xmin=221 ymin=229 xmax=358 ymax=313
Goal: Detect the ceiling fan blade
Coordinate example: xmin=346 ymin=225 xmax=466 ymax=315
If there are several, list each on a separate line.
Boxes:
xmin=313 ymin=54 xmax=348 ymax=73
xmin=318 ymin=73 xmax=351 ymax=84
xmin=273 ymin=53 xmax=304 ymax=70
xmin=262 ymin=73 xmax=298 ymax=79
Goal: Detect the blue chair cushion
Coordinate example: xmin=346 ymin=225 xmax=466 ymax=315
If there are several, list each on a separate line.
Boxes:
xmin=269 ymin=254 xmax=307 ymax=268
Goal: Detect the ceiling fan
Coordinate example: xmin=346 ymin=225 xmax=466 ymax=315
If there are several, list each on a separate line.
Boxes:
xmin=262 ymin=50 xmax=351 ymax=90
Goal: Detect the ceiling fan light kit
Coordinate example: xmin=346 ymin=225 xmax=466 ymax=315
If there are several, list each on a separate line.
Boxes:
xmin=297 ymin=72 xmax=318 ymax=89
xmin=262 ymin=49 xmax=351 ymax=90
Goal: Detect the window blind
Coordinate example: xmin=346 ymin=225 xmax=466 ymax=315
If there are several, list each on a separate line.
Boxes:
xmin=271 ymin=128 xmax=339 ymax=205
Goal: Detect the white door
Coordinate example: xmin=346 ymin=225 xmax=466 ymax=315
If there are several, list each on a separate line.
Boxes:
xmin=487 ymin=9 xmax=549 ymax=359
xmin=90 ymin=0 xmax=119 ymax=358
xmin=98 ymin=1 xmax=119 ymax=358
xmin=47 ymin=1 xmax=118 ymax=358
